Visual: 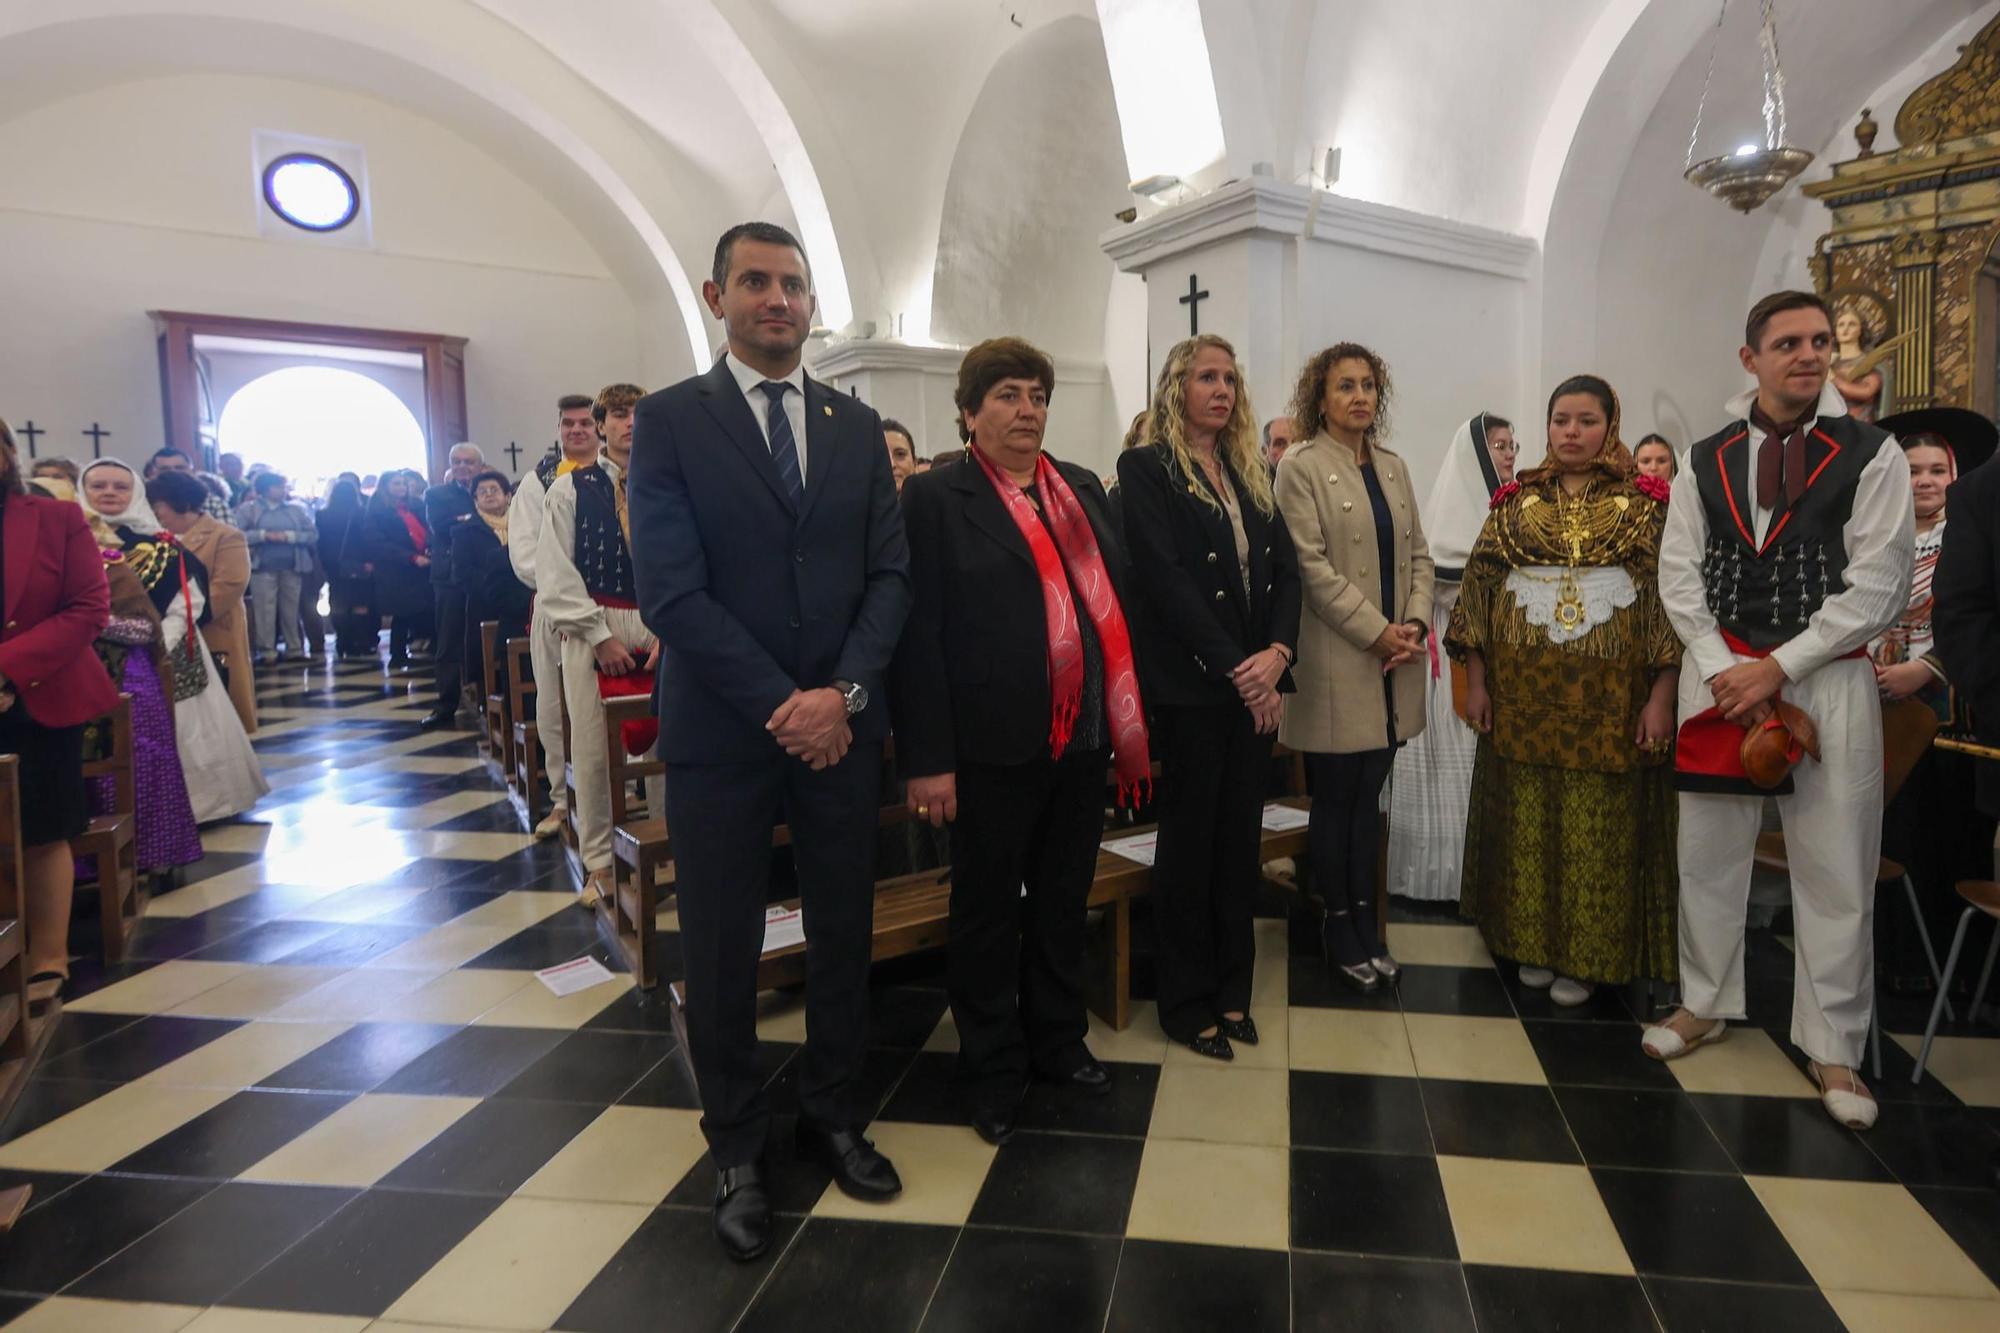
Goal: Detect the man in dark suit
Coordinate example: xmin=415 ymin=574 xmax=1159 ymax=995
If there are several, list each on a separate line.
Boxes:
xmin=1933 ymin=411 xmax=2000 ymax=815
xmin=420 ymin=442 xmax=483 ymax=729
xmin=628 ymin=221 xmax=912 ymax=1261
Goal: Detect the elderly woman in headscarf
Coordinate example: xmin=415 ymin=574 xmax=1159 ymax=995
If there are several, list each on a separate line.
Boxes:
xmin=1447 ymin=375 xmax=1681 ymax=1008
xmin=80 ymin=459 xmax=267 ymax=823
xmin=34 ymin=473 xmax=202 ymax=876
xmin=1385 ymin=411 xmax=1513 ymax=906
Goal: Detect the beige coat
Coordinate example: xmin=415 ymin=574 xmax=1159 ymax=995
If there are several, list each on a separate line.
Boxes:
xmin=180 ymin=515 xmax=257 ymax=734
xmin=1275 ymin=433 xmax=1435 ymax=754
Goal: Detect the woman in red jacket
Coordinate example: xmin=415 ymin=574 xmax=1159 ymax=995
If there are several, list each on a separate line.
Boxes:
xmin=0 ymin=421 xmax=118 ymax=1007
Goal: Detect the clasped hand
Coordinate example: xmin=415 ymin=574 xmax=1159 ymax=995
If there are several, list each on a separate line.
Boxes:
xmin=1708 ymin=657 xmax=1786 ymax=724
xmin=1370 ymin=622 xmax=1424 ymax=672
xmin=766 ymin=688 xmax=851 ymax=770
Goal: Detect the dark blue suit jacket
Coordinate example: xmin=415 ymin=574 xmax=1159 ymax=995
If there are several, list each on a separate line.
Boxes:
xmin=628 ymin=355 xmax=912 ymax=764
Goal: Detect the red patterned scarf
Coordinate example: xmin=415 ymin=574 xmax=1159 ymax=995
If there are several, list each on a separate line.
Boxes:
xmin=969 ymin=447 xmax=1151 ymax=805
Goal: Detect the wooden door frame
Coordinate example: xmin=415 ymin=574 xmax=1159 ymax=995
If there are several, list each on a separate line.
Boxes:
xmin=148 ymin=310 xmax=469 ymax=479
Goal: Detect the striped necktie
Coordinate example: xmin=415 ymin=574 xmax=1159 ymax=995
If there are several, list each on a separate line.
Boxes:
xmin=759 ymin=381 xmax=804 ymax=508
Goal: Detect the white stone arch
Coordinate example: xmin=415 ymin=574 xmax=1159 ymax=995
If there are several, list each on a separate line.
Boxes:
xmin=0 ymin=0 xmax=713 ymax=373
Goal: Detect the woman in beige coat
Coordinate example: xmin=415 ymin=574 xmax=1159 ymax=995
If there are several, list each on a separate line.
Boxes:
xmin=147 ymin=471 xmax=257 ymax=734
xmin=1275 ymin=342 xmax=1434 ymax=991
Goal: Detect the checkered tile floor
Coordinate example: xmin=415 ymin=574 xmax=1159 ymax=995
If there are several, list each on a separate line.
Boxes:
xmin=0 ymin=657 xmax=1997 ymax=1331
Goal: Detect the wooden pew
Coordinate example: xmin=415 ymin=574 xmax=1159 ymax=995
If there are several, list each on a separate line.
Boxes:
xmin=477 ymin=622 xmax=507 ymax=773
xmin=506 ymin=636 xmax=541 ymax=818
xmin=0 ymin=755 xmax=67 ymax=1160
xmin=603 ymin=695 xmax=668 ymax=985
xmin=74 ymin=696 xmax=142 ymax=963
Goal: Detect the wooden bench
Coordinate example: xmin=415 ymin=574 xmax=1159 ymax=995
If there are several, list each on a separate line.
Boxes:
xmin=506 ymin=636 xmax=541 ymax=819
xmin=75 ymin=696 xmax=143 ymax=963
xmin=603 ymin=695 xmax=668 ymax=985
xmin=0 ymin=755 xmax=65 ymax=1165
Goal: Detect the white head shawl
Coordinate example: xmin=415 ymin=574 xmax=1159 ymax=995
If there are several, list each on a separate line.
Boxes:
xmin=79 ymin=458 xmax=164 ymax=536
xmin=1422 ymin=412 xmax=1507 ymax=576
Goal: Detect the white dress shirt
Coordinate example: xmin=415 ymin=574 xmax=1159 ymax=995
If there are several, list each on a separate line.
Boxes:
xmin=1659 ymin=383 xmax=1915 ymax=685
xmin=725 ymin=351 xmax=810 ymax=484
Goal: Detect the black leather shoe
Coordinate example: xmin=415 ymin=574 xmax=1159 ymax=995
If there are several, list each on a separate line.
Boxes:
xmin=970 ymin=1103 xmax=1018 ymax=1146
xmin=1218 ymin=1014 xmax=1259 ymax=1045
xmin=1037 ymin=1056 xmax=1111 ymax=1096
xmin=795 ymin=1121 xmax=902 ymax=1201
xmin=418 ymin=707 xmax=457 ymax=731
xmin=713 ymin=1163 xmax=771 ymax=1262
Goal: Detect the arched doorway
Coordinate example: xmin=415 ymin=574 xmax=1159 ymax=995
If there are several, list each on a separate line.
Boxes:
xmin=216 ymin=365 xmax=428 ymax=502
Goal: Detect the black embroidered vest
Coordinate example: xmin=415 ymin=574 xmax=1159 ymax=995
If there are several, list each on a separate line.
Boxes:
xmin=570 ymin=464 xmax=636 ymax=604
xmin=1689 ymin=413 xmax=1886 ymax=650
xmin=534 ymin=451 xmax=562 ymax=491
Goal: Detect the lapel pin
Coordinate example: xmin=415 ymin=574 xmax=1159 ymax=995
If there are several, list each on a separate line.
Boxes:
xmin=823 ymin=405 xmax=833 ymax=416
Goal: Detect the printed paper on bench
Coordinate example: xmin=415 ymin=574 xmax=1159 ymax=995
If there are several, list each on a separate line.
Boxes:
xmin=1260 ymin=803 xmax=1310 ymax=832
xmin=763 ymin=904 xmax=806 ymax=953
xmin=1101 ymin=830 xmax=1159 ymax=866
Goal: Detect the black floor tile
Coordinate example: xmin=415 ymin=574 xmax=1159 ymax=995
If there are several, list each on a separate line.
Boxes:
xmin=0 ymin=1295 xmax=38 ymax=1325
xmin=877 ymin=1051 xmax=970 ymax=1127
xmin=124 ymin=914 xmax=259 ymax=961
xmin=463 ymin=918 xmax=624 ymax=972
xmin=1019 ymin=1062 xmax=1160 ymax=1138
xmin=1642 ymin=1276 xmax=1843 ymax=1333
xmin=175 ymin=850 xmax=264 ymax=885
xmin=1288 ymin=955 xmax=1402 ymax=1011
xmin=1592 ymin=1166 xmax=1811 ymax=1284
xmin=270 ymin=922 xmax=434 ymax=968
xmin=113 ymin=1089 xmax=353 ymax=1179
xmin=34 ymin=1012 xmax=143 ymax=1064
xmin=430 ymin=800 xmax=525 ymax=833
xmin=763 ymin=1045 xmax=916 ymax=1124
xmin=966 ymin=1130 xmax=1143 ymax=1235
xmin=1860 ymin=1101 xmax=2000 ymax=1187
xmin=0 ymin=1173 xmax=214 ymax=1294
xmin=1291 ymin=1252 xmax=1474 ymax=1332
xmin=66 ymin=1181 xmax=356 ymax=1305
xmin=223 ymin=1187 xmax=502 ymax=1316
xmin=922 ymin=1227 xmax=1120 ymax=1333
xmin=375 ymin=1024 xmax=567 ymax=1097
xmin=1395 ymin=964 xmax=1516 ymax=1018
xmin=1 ymin=1079 xmax=117 ymax=1141
xmin=1525 ymin=1019 xmax=1681 ymax=1090
xmin=375 ymin=888 xmax=508 ymax=927
xmin=1289 ymin=1070 xmax=1432 ymax=1155
xmin=0 ymin=1169 xmax=87 ymax=1214
xmin=185 ymin=919 xmax=344 ymax=963
xmin=1423 ymin=1079 xmax=1580 ymax=1163
xmin=736 ymin=1217 xmax=956 ymax=1333
xmin=1912 ymin=1185 xmax=2000 ymax=1287
xmin=378 ymin=1097 xmax=601 ymax=1195
xmin=555 ymin=1205 xmax=802 ymax=1332
xmin=37 ymin=1015 xmax=243 ymax=1083
xmin=255 ymin=1023 xmax=462 ymax=1093
xmin=493 ymin=1030 xmax=677 ymax=1105
xmin=1103 ymin=1238 xmax=1289 ymax=1333
xmin=1291 ymin=1147 xmax=1458 ymax=1259
xmin=584 ymin=983 xmax=684 ymax=1035
xmin=1552 ymin=1086 xmax=1736 ymax=1173
xmin=618 ymin=1043 xmax=703 ymax=1110
xmin=1691 ymin=1094 xmax=1895 ymax=1182
xmin=1462 ymin=1264 xmax=1656 ymax=1333
xmin=867 ymin=986 xmax=951 ymax=1050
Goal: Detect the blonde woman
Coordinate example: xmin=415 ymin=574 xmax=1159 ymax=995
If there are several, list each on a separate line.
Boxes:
xmin=1118 ymin=335 xmax=1300 ymax=1059
xmin=1276 ymin=343 xmax=1434 ymax=991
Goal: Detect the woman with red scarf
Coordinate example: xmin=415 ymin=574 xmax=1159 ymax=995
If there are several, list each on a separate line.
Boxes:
xmin=361 ymin=470 xmax=434 ymax=669
xmin=892 ymin=337 xmax=1150 ymax=1147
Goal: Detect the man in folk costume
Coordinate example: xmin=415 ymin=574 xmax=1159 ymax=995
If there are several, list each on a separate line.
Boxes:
xmin=509 ymin=395 xmax=602 ymax=839
xmin=1644 ymin=291 xmax=1914 ymax=1131
xmin=537 ymin=382 xmax=660 ymax=902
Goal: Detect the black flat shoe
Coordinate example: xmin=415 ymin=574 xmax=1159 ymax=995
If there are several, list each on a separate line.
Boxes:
xmin=713 ymin=1162 xmax=770 ymax=1262
xmin=1333 ymin=961 xmax=1381 ymax=993
xmin=1037 ymin=1056 xmax=1111 ymax=1096
xmin=1217 ymin=1014 xmax=1259 ymax=1045
xmin=1183 ymin=1031 xmax=1234 ymax=1061
xmin=970 ymin=1102 xmax=1019 ymax=1146
xmin=795 ymin=1120 xmax=901 ymax=1200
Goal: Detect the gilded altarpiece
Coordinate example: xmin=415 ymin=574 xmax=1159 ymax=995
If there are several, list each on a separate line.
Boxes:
xmin=1805 ymin=12 xmax=2000 ymax=418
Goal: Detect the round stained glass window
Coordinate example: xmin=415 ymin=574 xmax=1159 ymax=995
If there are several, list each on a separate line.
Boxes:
xmin=261 ymin=153 xmax=360 ymax=232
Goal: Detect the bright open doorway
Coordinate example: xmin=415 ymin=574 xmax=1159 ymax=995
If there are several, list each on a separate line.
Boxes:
xmin=216 ymin=363 xmax=428 ymax=502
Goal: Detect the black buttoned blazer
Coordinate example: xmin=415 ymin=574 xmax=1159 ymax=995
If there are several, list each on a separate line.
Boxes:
xmin=1116 ymin=442 xmax=1300 ymax=710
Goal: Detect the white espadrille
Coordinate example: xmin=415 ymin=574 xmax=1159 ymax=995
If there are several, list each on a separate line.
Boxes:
xmin=1809 ymin=1063 xmax=1878 ymax=1131
xmin=1519 ymin=966 xmax=1556 ymax=989
xmin=1640 ymin=1011 xmax=1727 ymax=1061
xmin=1549 ymin=977 xmax=1595 ymax=1007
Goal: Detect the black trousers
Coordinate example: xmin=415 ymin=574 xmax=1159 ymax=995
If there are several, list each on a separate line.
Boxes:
xmin=1305 ymin=748 xmax=1394 ymax=964
xmin=1153 ymin=706 xmax=1270 ymax=1042
xmin=666 ymin=751 xmax=881 ymax=1168
xmin=949 ymin=746 xmax=1107 ymax=1109
xmin=432 ymin=586 xmax=466 ymax=708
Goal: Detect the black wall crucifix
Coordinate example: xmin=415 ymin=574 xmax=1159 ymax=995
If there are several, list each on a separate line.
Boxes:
xmin=15 ymin=420 xmax=42 ymax=458
xmin=82 ymin=423 xmax=111 ymax=459
xmin=503 ymin=440 xmax=524 ymax=471
xmin=1179 ymin=273 xmax=1210 ymax=336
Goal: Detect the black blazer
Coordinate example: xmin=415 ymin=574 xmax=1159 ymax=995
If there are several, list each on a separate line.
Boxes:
xmin=1936 ymin=462 xmax=2000 ymax=728
xmin=1116 ymin=443 xmax=1300 ymax=710
xmin=360 ymin=502 xmax=433 ymax=618
xmin=451 ymin=520 xmax=532 ymax=644
xmin=424 ymin=483 xmax=478 ymax=588
xmin=629 ymin=357 xmax=912 ymax=764
xmin=890 ymin=452 xmax=1136 ymax=777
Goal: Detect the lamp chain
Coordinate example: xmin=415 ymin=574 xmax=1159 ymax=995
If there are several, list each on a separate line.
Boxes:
xmin=1758 ymin=0 xmax=1790 ymax=150
xmin=1686 ymin=0 xmax=1731 ymax=170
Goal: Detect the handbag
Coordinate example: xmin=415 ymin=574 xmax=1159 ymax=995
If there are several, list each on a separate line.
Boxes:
xmin=169 ymin=635 xmax=210 ymax=703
